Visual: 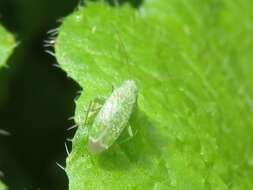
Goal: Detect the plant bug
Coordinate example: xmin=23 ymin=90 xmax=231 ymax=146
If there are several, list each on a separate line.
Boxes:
xmin=87 ymin=80 xmax=138 ymax=154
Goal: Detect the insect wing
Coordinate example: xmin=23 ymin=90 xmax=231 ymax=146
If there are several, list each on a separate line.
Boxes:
xmin=88 ymin=80 xmax=138 ymax=153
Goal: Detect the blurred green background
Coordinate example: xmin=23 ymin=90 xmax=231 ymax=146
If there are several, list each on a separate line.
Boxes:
xmin=0 ymin=0 xmax=83 ymax=189
xmin=0 ymin=0 xmax=80 ymax=189
xmin=0 ymin=0 xmax=143 ymax=189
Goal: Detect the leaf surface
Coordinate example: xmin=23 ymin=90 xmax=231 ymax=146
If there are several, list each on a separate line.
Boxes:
xmin=0 ymin=181 xmax=7 ymax=190
xmin=55 ymin=1 xmax=253 ymax=189
xmin=0 ymin=25 xmax=15 ymax=68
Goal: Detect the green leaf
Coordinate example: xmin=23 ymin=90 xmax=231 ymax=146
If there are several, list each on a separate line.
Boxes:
xmin=0 ymin=25 xmax=15 ymax=68
xmin=0 ymin=25 xmax=15 ymax=106
xmin=55 ymin=1 xmax=253 ymax=189
xmin=0 ymin=181 xmax=7 ymax=190
xmin=0 ymin=25 xmax=14 ymax=190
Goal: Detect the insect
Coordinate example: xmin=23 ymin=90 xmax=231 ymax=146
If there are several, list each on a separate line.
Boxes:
xmin=87 ymin=80 xmax=138 ymax=154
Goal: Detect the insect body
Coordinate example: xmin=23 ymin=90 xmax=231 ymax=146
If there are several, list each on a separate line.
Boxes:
xmin=87 ymin=80 xmax=138 ymax=154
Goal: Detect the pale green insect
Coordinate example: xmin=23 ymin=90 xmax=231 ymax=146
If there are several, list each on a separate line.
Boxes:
xmin=87 ymin=80 xmax=138 ymax=154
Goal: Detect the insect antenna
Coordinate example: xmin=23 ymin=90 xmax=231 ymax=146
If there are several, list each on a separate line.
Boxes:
xmin=112 ymin=23 xmax=137 ymax=84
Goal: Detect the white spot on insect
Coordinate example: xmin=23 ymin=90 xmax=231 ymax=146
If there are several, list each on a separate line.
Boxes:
xmin=87 ymin=80 xmax=138 ymax=154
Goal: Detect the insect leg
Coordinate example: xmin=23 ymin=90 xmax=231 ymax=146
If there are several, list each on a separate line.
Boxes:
xmin=83 ymin=101 xmax=93 ymax=125
xmin=128 ymin=125 xmax=133 ymax=137
xmin=70 ymin=99 xmax=103 ymax=131
xmin=82 ymin=100 xmax=103 ymax=125
xmin=118 ymin=124 xmax=137 ymax=145
xmin=111 ymin=85 xmax=114 ymax=93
